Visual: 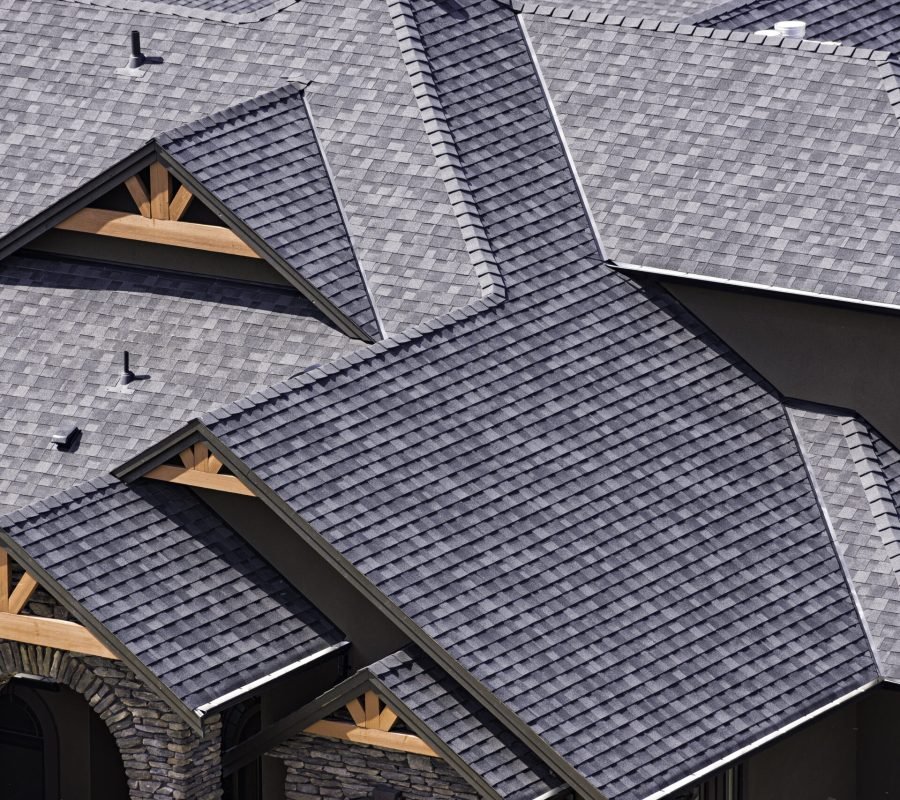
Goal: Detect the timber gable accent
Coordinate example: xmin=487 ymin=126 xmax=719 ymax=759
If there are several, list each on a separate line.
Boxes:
xmin=145 ymin=441 xmax=256 ymax=497
xmin=0 ymin=549 xmax=118 ymax=660
xmin=55 ymin=160 xmax=262 ymax=260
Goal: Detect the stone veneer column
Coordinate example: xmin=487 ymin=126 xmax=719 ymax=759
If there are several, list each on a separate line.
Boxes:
xmin=272 ymin=732 xmax=482 ymax=799
xmin=0 ymin=641 xmax=222 ymax=800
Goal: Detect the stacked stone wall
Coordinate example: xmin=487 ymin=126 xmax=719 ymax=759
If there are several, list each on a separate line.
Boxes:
xmin=273 ymin=732 xmax=482 ymax=799
xmin=0 ymin=641 xmax=221 ymax=799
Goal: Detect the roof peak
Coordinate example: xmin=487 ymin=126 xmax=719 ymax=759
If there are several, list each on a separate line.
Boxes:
xmin=59 ymin=0 xmax=301 ymax=24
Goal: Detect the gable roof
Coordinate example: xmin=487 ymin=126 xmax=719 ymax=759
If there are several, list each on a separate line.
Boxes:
xmin=789 ymin=402 xmax=900 ymax=681
xmin=0 ymin=0 xmax=479 ymax=334
xmin=176 ymin=0 xmax=875 ymax=796
xmin=693 ymin=0 xmax=900 ymax=55
xmin=0 ymin=253 xmax=357 ymax=514
xmin=521 ymin=7 xmax=900 ymax=310
xmin=0 ymin=473 xmax=346 ymax=716
xmin=158 ymin=84 xmax=382 ymax=340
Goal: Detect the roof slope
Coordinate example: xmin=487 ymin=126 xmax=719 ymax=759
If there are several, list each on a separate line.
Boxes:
xmin=524 ymin=10 xmax=900 ymax=308
xmin=0 ymin=475 xmax=344 ymax=712
xmin=0 ymin=0 xmax=478 ymax=333
xmin=159 ymin=84 xmax=380 ymax=339
xmin=790 ymin=403 xmax=900 ymax=680
xmin=370 ymin=647 xmax=562 ymax=800
xmin=0 ymin=254 xmax=356 ymax=513
xmin=694 ymin=0 xmax=900 ymax=55
xmin=197 ymin=0 xmax=877 ymax=797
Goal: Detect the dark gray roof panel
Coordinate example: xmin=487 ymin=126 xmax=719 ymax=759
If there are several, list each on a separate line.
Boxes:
xmin=695 ymin=0 xmax=900 ymax=55
xmin=204 ymin=0 xmax=878 ymax=797
xmin=524 ymin=11 xmax=900 ymax=308
xmin=159 ymin=84 xmax=380 ymax=338
xmin=0 ymin=254 xmax=356 ymax=513
xmin=0 ymin=0 xmax=478 ymax=333
xmin=0 ymin=475 xmax=344 ymax=711
xmin=371 ymin=647 xmax=562 ymax=800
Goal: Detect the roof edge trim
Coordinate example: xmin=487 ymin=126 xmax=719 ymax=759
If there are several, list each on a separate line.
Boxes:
xmin=154 ymin=142 xmax=374 ymax=344
xmin=194 ymin=640 xmax=350 ymax=716
xmin=615 ymin=262 xmax=900 ymax=316
xmin=0 ymin=516 xmax=203 ymax=734
xmin=518 ymin=12 xmax=608 ymax=261
xmin=302 ymin=92 xmax=387 ymax=339
xmin=63 ymin=0 xmax=301 ymax=25
xmin=642 ymin=677 xmax=881 ymax=800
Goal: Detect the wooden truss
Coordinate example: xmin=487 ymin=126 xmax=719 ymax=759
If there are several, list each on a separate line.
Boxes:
xmin=0 ymin=551 xmax=117 ymax=660
xmin=305 ymin=690 xmax=437 ymax=757
xmin=145 ymin=442 xmax=254 ymax=496
xmin=55 ymin=161 xmax=261 ymax=259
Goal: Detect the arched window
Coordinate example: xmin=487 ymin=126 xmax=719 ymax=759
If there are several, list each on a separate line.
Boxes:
xmin=0 ymin=684 xmax=59 ymax=800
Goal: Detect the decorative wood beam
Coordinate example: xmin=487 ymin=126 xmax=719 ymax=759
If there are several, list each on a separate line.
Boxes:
xmin=376 ymin=704 xmax=399 ymax=732
xmin=145 ymin=464 xmax=255 ymax=497
xmin=0 ymin=551 xmax=8 ymax=614
xmin=364 ymin=690 xmax=380 ymax=728
xmin=304 ymin=720 xmax=438 ymax=757
xmin=124 ymin=175 xmax=152 ymax=218
xmin=169 ymin=184 xmax=194 ymax=222
xmin=0 ymin=612 xmax=118 ymax=660
xmin=56 ymin=208 xmax=261 ymax=259
xmin=346 ymin=697 xmax=366 ymax=727
xmin=8 ymin=573 xmax=38 ymax=615
xmin=150 ymin=162 xmax=171 ymax=220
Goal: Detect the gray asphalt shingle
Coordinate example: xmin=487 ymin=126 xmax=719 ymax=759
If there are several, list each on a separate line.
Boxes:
xmin=0 ymin=474 xmax=344 ymax=712
xmin=197 ymin=0 xmax=878 ymax=796
xmin=524 ymin=9 xmax=900 ymax=308
xmin=159 ymin=84 xmax=381 ymax=339
xmin=371 ymin=647 xmax=562 ymax=800
xmin=0 ymin=254 xmax=356 ymax=513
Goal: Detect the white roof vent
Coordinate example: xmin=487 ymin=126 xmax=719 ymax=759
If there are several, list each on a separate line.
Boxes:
xmin=774 ymin=20 xmax=807 ymax=39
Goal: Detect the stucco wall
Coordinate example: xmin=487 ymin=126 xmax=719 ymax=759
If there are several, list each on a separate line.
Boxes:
xmin=273 ymin=733 xmax=482 ymax=799
xmin=0 ymin=641 xmax=221 ymax=800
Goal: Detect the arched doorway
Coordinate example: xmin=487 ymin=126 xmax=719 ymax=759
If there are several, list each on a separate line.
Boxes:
xmin=0 ymin=679 xmax=128 ymax=800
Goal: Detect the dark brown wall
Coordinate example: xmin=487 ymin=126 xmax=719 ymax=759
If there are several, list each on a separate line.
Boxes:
xmin=856 ymin=688 xmax=900 ymax=798
xmin=660 ymin=280 xmax=900 ymax=447
xmin=196 ymin=491 xmax=410 ymax=672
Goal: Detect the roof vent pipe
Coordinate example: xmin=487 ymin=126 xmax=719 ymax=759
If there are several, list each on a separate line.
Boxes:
xmin=128 ymin=30 xmax=145 ymax=69
xmin=774 ymin=20 xmax=806 ymax=39
xmin=120 ymin=350 xmax=135 ymax=386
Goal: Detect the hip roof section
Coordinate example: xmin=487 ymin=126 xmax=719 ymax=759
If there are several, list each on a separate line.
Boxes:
xmin=200 ymin=0 xmax=879 ymax=796
xmin=790 ymin=403 xmax=900 ymax=681
xmin=0 ymin=474 xmax=345 ymax=712
xmin=523 ymin=9 xmax=900 ymax=308
xmin=694 ymin=0 xmax=900 ymax=56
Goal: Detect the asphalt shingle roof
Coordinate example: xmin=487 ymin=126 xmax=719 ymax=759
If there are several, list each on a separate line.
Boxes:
xmin=370 ymin=647 xmax=562 ymax=800
xmin=791 ymin=403 xmax=900 ymax=680
xmin=694 ymin=0 xmax=900 ymax=55
xmin=0 ymin=254 xmax=356 ymax=513
xmin=0 ymin=0 xmax=478 ymax=333
xmin=159 ymin=84 xmax=381 ymax=339
xmin=0 ymin=474 xmax=344 ymax=712
xmin=192 ymin=0 xmax=877 ymax=796
xmin=523 ymin=9 xmax=900 ymax=308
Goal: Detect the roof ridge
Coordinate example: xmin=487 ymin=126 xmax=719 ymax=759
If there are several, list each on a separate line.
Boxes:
xmin=388 ymin=0 xmax=506 ymax=300
xmin=841 ymin=416 xmax=900 ymax=574
xmin=60 ymin=0 xmax=301 ymax=24
xmin=510 ymin=1 xmax=895 ymax=62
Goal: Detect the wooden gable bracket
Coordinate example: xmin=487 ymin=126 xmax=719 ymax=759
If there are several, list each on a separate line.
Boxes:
xmin=55 ymin=161 xmax=262 ymax=260
xmin=145 ymin=442 xmax=255 ymax=497
xmin=305 ymin=690 xmax=438 ymax=757
xmin=0 ymin=551 xmax=118 ymax=660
